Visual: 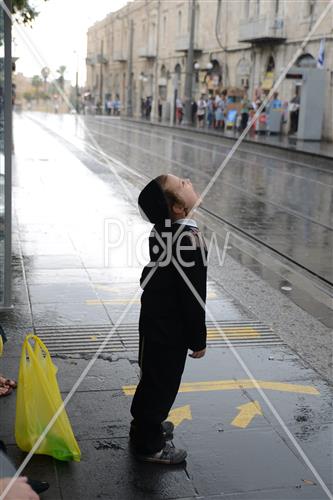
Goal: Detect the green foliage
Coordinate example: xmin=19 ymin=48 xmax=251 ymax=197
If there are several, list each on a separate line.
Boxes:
xmin=31 ymin=74 xmax=43 ymax=88
xmin=23 ymin=91 xmax=33 ymax=101
xmin=56 ymin=66 xmax=66 ymax=90
xmin=12 ymin=0 xmax=48 ymax=25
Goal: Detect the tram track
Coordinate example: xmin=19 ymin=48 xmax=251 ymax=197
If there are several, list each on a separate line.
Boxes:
xmin=25 ymin=113 xmax=333 ymax=295
xmin=200 ymin=206 xmax=333 ymax=289
xmin=88 ymin=115 xmax=333 ymax=178
xmin=76 ymin=122 xmax=332 ymax=229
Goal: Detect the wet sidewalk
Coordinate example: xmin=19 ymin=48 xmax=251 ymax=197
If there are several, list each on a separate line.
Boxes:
xmin=0 ymin=114 xmax=331 ymax=499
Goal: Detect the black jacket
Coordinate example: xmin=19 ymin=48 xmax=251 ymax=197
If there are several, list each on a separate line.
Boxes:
xmin=139 ymin=222 xmax=207 ymax=351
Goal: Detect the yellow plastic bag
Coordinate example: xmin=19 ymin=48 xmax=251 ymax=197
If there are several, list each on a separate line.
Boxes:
xmin=15 ymin=334 xmax=81 ymax=461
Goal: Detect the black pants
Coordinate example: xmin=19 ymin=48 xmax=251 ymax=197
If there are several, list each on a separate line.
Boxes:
xmin=290 ymin=110 xmax=299 ymax=134
xmin=130 ymin=337 xmax=188 ymax=454
xmin=241 ymin=112 xmax=249 ymax=131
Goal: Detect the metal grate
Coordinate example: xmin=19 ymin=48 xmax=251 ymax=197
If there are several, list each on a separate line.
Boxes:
xmin=34 ymin=320 xmax=283 ymax=356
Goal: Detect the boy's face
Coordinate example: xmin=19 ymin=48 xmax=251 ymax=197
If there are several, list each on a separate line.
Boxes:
xmin=165 ymin=174 xmax=201 ymax=216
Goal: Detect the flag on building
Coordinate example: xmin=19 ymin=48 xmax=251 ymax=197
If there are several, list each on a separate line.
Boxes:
xmin=317 ymin=39 xmax=325 ymax=69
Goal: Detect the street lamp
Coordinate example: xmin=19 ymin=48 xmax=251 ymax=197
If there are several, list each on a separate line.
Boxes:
xmin=194 ymin=62 xmax=213 ymax=71
xmin=73 ymin=50 xmax=79 ymax=114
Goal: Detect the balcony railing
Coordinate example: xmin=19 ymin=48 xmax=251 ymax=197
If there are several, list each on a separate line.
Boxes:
xmin=86 ymin=56 xmax=97 ymax=66
xmin=238 ymin=16 xmax=286 ymax=43
xmin=97 ymin=54 xmax=108 ymax=64
xmin=138 ymin=42 xmax=157 ymax=59
xmin=175 ymin=33 xmax=201 ymax=52
xmin=113 ymin=50 xmax=127 ymax=62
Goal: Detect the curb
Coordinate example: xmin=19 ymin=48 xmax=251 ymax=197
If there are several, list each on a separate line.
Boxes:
xmin=120 ymin=117 xmax=333 ymax=163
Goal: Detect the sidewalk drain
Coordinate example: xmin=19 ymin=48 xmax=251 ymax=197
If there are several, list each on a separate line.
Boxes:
xmin=34 ymin=320 xmax=284 ymax=356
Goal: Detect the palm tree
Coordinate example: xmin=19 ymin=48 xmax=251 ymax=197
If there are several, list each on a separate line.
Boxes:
xmin=31 ymin=75 xmax=43 ymax=102
xmin=41 ymin=66 xmax=50 ymax=92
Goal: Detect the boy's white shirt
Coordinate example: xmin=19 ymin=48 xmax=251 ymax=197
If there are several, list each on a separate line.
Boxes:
xmin=174 ymin=218 xmax=198 ymax=229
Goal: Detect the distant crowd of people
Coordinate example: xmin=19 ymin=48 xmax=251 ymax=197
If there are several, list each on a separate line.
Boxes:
xmin=83 ymin=87 xmax=300 ymax=136
xmin=105 ymin=95 xmax=122 ymax=115
xmin=176 ymin=90 xmax=228 ymax=130
xmin=175 ymin=89 xmax=300 ymax=135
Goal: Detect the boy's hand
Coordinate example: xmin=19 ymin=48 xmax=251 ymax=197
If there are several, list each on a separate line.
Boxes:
xmin=189 ymin=348 xmax=206 ymax=359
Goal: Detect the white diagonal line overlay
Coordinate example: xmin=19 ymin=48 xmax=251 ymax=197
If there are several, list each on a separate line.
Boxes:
xmin=1 ymin=1 xmax=332 ymax=498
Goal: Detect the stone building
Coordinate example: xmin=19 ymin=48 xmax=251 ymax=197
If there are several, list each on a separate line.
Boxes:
xmin=86 ymin=0 xmax=333 ymax=139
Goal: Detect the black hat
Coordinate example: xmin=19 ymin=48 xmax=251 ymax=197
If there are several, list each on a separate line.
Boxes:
xmin=138 ymin=179 xmax=170 ymax=224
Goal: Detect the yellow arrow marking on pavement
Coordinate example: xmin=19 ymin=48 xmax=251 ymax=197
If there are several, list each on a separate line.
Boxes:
xmin=231 ymin=401 xmax=263 ymax=428
xmin=122 ymin=379 xmax=320 ymax=396
xmin=168 ymin=405 xmax=192 ymax=428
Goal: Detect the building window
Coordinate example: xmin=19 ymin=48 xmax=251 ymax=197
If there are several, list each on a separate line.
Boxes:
xmin=256 ymin=0 xmax=260 ymax=16
xmin=275 ymin=0 xmax=279 ymax=15
xmin=163 ymin=16 xmax=167 ymax=42
xmin=195 ymin=3 xmax=200 ymax=40
xmin=177 ymin=10 xmax=182 ymax=34
xmin=308 ymin=0 xmax=315 ymax=17
xmin=151 ymin=22 xmax=156 ymax=47
xmin=245 ymin=0 xmax=250 ymax=18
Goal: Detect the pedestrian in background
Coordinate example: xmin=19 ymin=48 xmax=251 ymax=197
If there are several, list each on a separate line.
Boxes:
xmin=145 ymin=96 xmax=152 ymax=120
xmin=106 ymin=97 xmax=112 ymax=116
xmin=158 ymin=98 xmax=163 ymax=122
xmin=113 ymin=95 xmax=121 ymax=116
xmin=240 ymin=91 xmax=250 ymax=131
xmin=130 ymin=174 xmax=207 ymax=464
xmin=289 ymin=90 xmax=300 ymax=134
xmin=176 ymin=97 xmax=183 ymax=125
xmin=214 ymin=93 xmax=225 ymax=130
xmin=206 ymin=95 xmax=214 ymax=129
xmin=196 ymin=95 xmax=207 ymax=128
xmin=140 ymin=98 xmax=146 ymax=119
xmin=191 ymin=99 xmax=198 ymax=126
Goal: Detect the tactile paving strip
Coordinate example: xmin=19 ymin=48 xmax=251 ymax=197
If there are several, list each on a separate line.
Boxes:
xmin=34 ymin=320 xmax=284 ymax=356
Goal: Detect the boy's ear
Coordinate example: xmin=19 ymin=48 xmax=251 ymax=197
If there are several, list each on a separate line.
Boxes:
xmin=171 ymin=202 xmax=185 ymax=217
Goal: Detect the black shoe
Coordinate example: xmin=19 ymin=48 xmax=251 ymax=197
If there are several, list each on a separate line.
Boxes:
xmin=130 ymin=420 xmax=174 ymax=441
xmin=161 ymin=421 xmax=174 ymax=440
xmin=27 ymin=478 xmax=50 ymax=494
xmin=134 ymin=442 xmax=187 ymax=465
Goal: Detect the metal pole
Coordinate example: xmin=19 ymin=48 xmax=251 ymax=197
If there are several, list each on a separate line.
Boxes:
xmin=182 ymin=0 xmax=196 ymax=126
xmin=151 ymin=0 xmax=161 ymax=122
xmin=74 ymin=50 xmax=79 ymax=114
xmin=75 ymin=69 xmax=79 ymax=114
xmin=126 ymin=19 xmax=134 ymax=117
xmin=99 ymin=39 xmax=103 ymax=112
xmin=3 ymin=0 xmax=12 ymax=308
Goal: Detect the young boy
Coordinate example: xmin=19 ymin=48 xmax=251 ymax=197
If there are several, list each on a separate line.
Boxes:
xmin=130 ymin=174 xmax=207 ymax=464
